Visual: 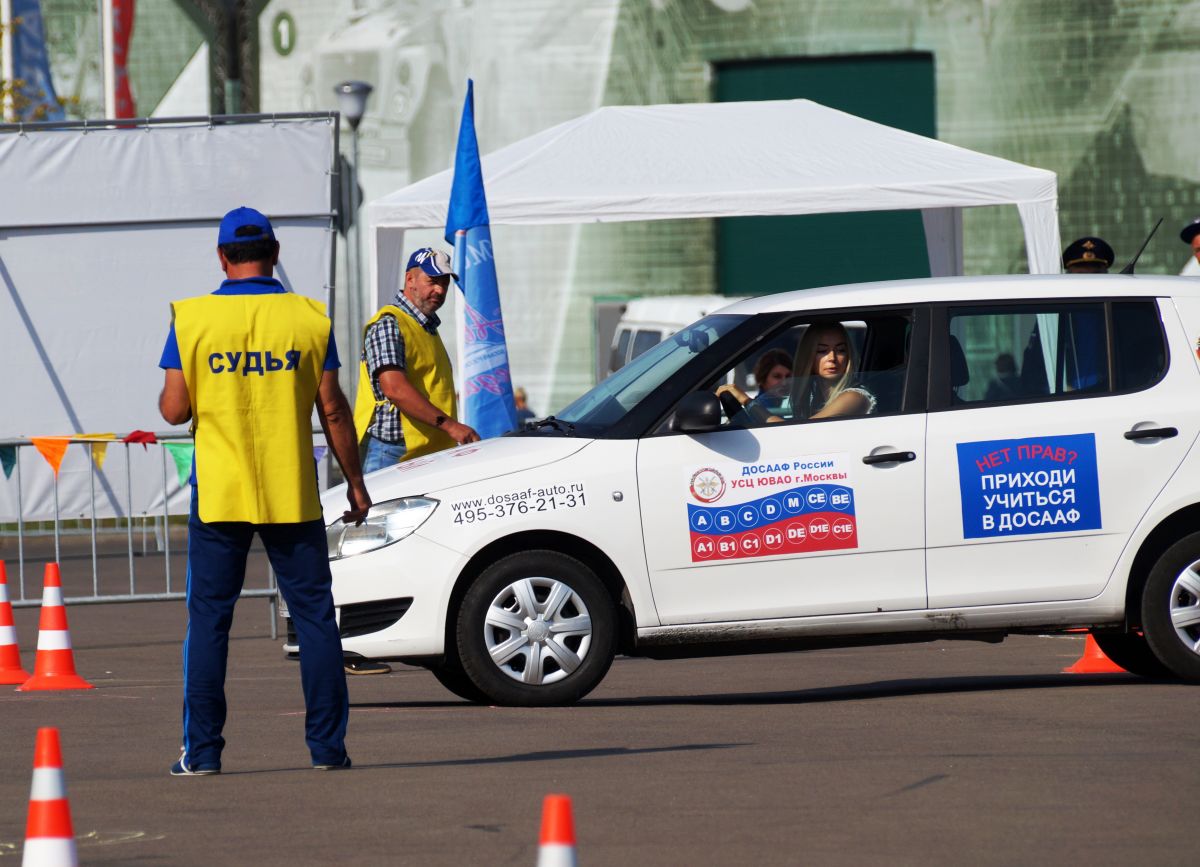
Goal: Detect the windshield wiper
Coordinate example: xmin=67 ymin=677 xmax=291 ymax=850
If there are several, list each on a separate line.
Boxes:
xmin=533 ymin=416 xmax=575 ymax=435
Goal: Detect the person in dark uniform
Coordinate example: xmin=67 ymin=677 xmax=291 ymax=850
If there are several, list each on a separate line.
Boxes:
xmin=1062 ymin=237 xmax=1115 ymax=273
xmin=1180 ymin=218 xmax=1200 ymax=266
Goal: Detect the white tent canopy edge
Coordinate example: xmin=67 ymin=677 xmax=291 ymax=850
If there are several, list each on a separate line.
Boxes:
xmin=366 ymin=98 xmax=1061 ymax=308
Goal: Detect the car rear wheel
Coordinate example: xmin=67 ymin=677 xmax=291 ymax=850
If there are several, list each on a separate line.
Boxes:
xmin=1090 ymin=630 xmax=1171 ymax=678
xmin=455 ymin=550 xmax=617 ymax=707
xmin=1141 ymin=533 xmax=1200 ymax=683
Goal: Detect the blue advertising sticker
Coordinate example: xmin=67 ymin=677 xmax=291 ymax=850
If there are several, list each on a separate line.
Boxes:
xmin=956 ymin=433 xmax=1101 ymax=539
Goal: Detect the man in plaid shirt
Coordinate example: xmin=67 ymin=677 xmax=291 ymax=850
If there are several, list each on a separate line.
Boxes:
xmin=360 ymin=247 xmax=479 ymax=473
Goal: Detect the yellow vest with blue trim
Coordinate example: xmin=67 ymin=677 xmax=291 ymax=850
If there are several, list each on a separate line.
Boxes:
xmin=172 ymin=292 xmax=329 ymax=524
xmin=353 ymin=304 xmax=457 ymax=461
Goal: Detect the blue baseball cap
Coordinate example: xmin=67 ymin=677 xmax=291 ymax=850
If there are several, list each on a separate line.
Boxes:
xmin=406 ymin=247 xmax=457 ymax=279
xmin=218 ymin=206 xmax=276 ymax=246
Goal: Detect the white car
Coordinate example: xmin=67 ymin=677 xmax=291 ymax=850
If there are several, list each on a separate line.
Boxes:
xmin=312 ymin=274 xmax=1200 ymax=705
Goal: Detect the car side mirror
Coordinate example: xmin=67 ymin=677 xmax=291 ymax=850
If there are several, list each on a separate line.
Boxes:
xmin=671 ymin=391 xmax=722 ymax=434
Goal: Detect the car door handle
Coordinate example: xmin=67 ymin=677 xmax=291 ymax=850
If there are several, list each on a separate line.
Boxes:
xmin=1124 ymin=427 xmax=1178 ymax=441
xmin=862 ymin=451 xmax=917 ymax=465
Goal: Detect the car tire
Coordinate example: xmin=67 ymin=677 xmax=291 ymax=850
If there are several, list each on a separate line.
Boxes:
xmin=1140 ymin=533 xmax=1200 ymax=683
xmin=455 ymin=550 xmax=617 ymax=707
xmin=1090 ymin=630 xmax=1171 ymax=679
xmin=430 ymin=662 xmax=490 ymax=704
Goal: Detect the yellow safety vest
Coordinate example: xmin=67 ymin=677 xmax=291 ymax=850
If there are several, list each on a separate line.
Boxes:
xmin=172 ymin=292 xmax=328 ymax=524
xmin=353 ymin=304 xmax=458 ymax=462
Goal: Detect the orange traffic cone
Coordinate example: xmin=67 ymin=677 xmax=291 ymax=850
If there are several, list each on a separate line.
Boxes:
xmin=537 ymin=794 xmax=578 ymax=867
xmin=22 ymin=727 xmax=79 ymax=867
xmin=0 ymin=561 xmax=32 ymax=685
xmin=18 ymin=564 xmax=93 ymax=691
xmin=1063 ymin=635 xmax=1127 ymax=674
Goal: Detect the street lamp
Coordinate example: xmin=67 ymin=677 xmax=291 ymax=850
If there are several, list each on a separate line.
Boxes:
xmin=334 ymin=80 xmax=373 ymax=386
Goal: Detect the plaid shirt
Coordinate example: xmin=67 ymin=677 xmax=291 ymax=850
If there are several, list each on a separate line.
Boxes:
xmin=362 ymin=292 xmax=442 ymax=444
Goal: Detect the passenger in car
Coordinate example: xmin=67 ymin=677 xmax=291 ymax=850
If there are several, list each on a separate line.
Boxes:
xmin=984 ymin=353 xmax=1022 ymax=402
xmin=751 ymin=349 xmax=792 ymax=415
xmin=787 ymin=320 xmax=876 ymax=419
xmin=718 ymin=321 xmax=875 ymax=423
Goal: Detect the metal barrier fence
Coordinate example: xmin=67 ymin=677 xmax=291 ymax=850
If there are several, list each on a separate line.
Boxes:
xmin=0 ymin=431 xmax=285 ymax=639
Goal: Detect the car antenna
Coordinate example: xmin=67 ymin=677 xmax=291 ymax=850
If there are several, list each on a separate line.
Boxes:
xmin=1119 ymin=217 xmax=1163 ymax=274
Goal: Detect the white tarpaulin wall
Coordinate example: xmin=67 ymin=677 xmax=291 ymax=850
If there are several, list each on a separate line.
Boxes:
xmin=367 ymin=99 xmax=1061 ymax=304
xmin=0 ymin=115 xmax=338 ymax=521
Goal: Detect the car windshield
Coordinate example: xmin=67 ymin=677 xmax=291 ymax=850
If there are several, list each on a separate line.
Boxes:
xmin=555 ymin=314 xmax=746 ymax=433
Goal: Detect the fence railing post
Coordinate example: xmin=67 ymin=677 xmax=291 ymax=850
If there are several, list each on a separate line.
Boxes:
xmin=161 ymin=443 xmax=171 ymax=593
xmin=125 ymin=443 xmax=135 ymax=595
xmin=16 ymin=449 xmax=25 ymax=600
xmin=89 ymin=442 xmax=99 ymax=596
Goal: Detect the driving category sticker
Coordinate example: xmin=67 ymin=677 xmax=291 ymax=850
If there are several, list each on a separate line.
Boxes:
xmin=956 ymin=433 xmax=1101 ymax=538
xmin=687 ymin=454 xmax=857 ymax=562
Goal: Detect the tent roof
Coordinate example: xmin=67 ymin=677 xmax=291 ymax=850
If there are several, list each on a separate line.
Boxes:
xmin=366 ymin=98 xmax=1058 ymax=230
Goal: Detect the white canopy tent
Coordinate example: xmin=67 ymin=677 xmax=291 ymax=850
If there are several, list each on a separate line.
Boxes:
xmin=366 ymin=98 xmax=1062 ymax=304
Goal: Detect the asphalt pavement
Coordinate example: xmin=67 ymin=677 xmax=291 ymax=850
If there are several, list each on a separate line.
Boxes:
xmin=1 ymin=590 xmax=1198 ymax=866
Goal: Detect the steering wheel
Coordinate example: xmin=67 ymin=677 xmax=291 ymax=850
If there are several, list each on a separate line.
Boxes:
xmin=718 ymin=389 xmax=744 ymax=420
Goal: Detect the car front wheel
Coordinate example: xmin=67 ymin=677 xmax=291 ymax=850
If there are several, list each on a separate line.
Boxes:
xmin=455 ymin=550 xmax=617 ymax=707
xmin=1141 ymin=533 xmax=1200 ymax=683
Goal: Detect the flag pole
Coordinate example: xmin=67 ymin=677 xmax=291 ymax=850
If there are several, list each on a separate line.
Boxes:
xmin=1 ymin=0 xmax=15 ymax=122
xmin=100 ymin=0 xmax=116 ymax=118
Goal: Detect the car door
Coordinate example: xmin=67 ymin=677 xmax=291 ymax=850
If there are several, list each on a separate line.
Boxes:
xmin=635 ymin=308 xmax=929 ymax=625
xmin=925 ymin=297 xmax=1199 ymax=607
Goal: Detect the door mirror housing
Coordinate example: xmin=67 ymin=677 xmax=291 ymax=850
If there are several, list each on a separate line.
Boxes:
xmin=671 ymin=391 xmax=723 ymax=433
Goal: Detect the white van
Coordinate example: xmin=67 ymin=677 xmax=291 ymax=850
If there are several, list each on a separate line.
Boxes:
xmin=314 ymin=274 xmax=1200 ymax=705
xmin=605 ymin=295 xmax=746 ymax=376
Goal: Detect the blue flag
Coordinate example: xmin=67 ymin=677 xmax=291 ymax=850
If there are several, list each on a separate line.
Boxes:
xmin=445 ymin=80 xmax=518 ymax=438
xmin=10 ymin=0 xmax=64 ymax=121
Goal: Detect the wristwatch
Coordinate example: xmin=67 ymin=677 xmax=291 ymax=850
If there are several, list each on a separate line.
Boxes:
xmin=433 ymin=414 xmax=447 ymax=428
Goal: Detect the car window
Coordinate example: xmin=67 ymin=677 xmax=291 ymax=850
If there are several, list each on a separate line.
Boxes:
xmin=1112 ymin=300 xmax=1167 ymax=392
xmin=671 ymin=311 xmax=912 ymax=431
xmin=610 ymin=329 xmax=632 ymax=373
xmin=946 ymin=303 xmax=1108 ymax=405
xmin=631 ymin=329 xmax=663 ymax=361
xmin=558 ymin=314 xmax=747 ymax=432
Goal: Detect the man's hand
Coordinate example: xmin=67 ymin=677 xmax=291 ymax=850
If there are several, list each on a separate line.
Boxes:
xmin=378 ymin=368 xmax=480 ymax=445
xmin=343 ymin=481 xmax=371 ymax=525
xmin=316 ymin=370 xmax=372 ymax=524
xmin=444 ymin=419 xmax=480 ymax=445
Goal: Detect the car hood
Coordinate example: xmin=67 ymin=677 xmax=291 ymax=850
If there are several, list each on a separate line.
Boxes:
xmin=321 ymin=436 xmax=593 ymax=520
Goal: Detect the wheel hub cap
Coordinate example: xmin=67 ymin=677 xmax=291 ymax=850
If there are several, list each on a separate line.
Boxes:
xmin=483 ymin=576 xmax=594 ymax=686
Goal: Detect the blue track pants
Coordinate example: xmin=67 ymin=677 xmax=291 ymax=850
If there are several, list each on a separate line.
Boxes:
xmin=182 ymin=489 xmax=348 ymax=768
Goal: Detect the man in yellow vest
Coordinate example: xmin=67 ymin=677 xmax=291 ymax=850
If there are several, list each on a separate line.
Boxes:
xmin=158 ymin=206 xmax=371 ymax=775
xmin=356 ymin=247 xmax=479 ymax=472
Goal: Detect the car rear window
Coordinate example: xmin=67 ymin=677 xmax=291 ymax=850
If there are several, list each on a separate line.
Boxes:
xmin=947 ymin=303 xmax=1108 ymax=404
xmin=1112 ymin=300 xmax=1167 ymax=392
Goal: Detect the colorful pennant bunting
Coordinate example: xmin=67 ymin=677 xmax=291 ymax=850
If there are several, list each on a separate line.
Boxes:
xmin=122 ymin=430 xmax=158 ymax=448
xmin=0 ymin=446 xmax=15 ymax=480
xmin=29 ymin=437 xmax=70 ymax=477
xmin=78 ymin=433 xmax=116 ymax=469
xmin=163 ymin=442 xmax=195 ymax=489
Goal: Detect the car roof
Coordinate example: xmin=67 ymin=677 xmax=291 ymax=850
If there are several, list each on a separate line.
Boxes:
xmin=720 ymin=274 xmax=1200 ymax=316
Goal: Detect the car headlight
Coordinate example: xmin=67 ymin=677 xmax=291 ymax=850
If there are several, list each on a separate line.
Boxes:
xmin=326 ymin=497 xmax=438 ymax=560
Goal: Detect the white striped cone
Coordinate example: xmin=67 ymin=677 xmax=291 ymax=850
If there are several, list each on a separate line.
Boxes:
xmin=0 ymin=561 xmax=31 ymax=684
xmin=22 ymin=727 xmax=79 ymax=867
xmin=536 ymin=795 xmax=578 ymax=867
xmin=18 ymin=564 xmax=93 ymax=692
